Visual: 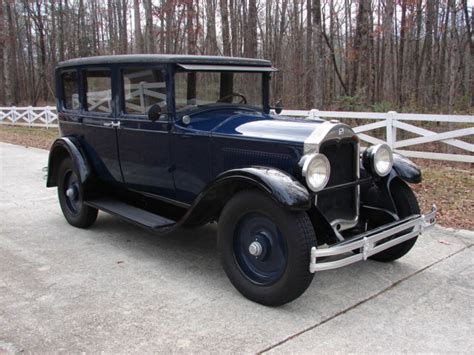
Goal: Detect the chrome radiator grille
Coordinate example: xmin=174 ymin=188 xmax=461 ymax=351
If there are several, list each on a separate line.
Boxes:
xmin=317 ymin=139 xmax=359 ymax=229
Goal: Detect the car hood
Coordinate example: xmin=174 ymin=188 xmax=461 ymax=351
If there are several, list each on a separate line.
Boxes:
xmin=211 ymin=112 xmax=324 ymax=143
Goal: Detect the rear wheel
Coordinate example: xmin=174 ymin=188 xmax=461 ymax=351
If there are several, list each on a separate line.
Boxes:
xmin=369 ymin=178 xmax=420 ymax=262
xmin=57 ymin=158 xmax=98 ymax=228
xmin=218 ymin=190 xmax=316 ymax=306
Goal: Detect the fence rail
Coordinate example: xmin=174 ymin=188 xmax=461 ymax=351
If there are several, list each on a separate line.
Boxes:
xmin=0 ymin=106 xmax=472 ymax=163
xmin=0 ymin=106 xmax=58 ymax=128
xmin=282 ymin=109 xmax=474 ymax=163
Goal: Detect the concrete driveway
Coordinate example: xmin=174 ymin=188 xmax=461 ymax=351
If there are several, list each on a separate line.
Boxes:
xmin=0 ymin=142 xmax=472 ymax=353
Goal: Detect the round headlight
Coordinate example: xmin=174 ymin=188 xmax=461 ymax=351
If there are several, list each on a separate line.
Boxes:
xmin=364 ymin=144 xmax=393 ymax=177
xmin=301 ymin=153 xmax=331 ymax=192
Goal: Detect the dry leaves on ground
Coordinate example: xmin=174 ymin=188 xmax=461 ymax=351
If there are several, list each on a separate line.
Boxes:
xmin=0 ymin=125 xmax=59 ymax=150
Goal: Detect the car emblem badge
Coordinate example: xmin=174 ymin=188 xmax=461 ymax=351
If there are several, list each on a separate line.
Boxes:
xmin=338 ymin=128 xmax=344 ymax=135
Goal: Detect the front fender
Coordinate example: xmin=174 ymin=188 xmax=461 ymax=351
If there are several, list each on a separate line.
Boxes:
xmin=181 ymin=167 xmax=311 ymax=226
xmin=363 ymin=153 xmax=422 ymax=215
xmin=46 ymin=137 xmax=91 ymax=187
xmin=391 ymin=153 xmax=422 ymax=184
xmin=218 ymin=167 xmax=311 ymax=209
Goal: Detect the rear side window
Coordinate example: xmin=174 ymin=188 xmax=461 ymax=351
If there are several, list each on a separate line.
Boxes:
xmin=62 ymin=71 xmax=79 ymax=110
xmin=123 ymin=68 xmax=167 ymax=114
xmin=85 ymin=69 xmax=112 ymax=113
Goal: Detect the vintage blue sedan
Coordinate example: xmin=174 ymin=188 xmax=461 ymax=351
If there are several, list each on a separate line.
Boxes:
xmin=47 ymin=55 xmax=436 ymax=305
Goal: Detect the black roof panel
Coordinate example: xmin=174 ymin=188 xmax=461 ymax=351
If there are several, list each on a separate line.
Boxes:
xmin=57 ymin=54 xmax=272 ymax=69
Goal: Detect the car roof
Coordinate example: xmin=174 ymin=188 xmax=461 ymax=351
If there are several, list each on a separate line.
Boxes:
xmin=57 ymin=54 xmax=272 ymax=69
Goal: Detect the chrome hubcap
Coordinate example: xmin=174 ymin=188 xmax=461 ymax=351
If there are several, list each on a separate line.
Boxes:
xmin=66 ymin=187 xmax=76 ymax=199
xmin=248 ymin=241 xmax=263 ymax=257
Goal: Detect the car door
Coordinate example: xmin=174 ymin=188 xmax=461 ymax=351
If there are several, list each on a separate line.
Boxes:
xmin=116 ymin=66 xmax=175 ymax=200
xmin=80 ymin=66 xmax=122 ymax=183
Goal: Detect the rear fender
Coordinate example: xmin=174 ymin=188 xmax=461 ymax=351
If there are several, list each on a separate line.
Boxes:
xmin=46 ymin=137 xmax=91 ymax=187
xmin=181 ymin=167 xmax=311 ymax=226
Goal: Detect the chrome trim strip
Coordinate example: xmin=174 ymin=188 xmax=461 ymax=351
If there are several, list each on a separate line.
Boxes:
xmin=309 ymin=204 xmax=437 ymax=272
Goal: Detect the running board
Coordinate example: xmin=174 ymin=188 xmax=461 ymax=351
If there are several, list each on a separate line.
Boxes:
xmin=85 ymin=197 xmax=176 ymax=230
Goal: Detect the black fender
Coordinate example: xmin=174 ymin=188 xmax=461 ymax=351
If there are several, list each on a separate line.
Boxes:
xmin=390 ymin=153 xmax=422 ymax=184
xmin=181 ymin=167 xmax=311 ymax=226
xmin=362 ymin=153 xmax=421 ymax=215
xmin=46 ymin=137 xmax=92 ymax=187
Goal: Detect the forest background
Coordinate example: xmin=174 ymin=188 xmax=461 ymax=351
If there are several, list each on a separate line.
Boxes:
xmin=0 ymin=0 xmax=473 ymax=113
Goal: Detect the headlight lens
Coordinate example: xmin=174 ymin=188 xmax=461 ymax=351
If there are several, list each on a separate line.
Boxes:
xmin=301 ymin=153 xmax=331 ymax=192
xmin=364 ymin=144 xmax=393 ymax=177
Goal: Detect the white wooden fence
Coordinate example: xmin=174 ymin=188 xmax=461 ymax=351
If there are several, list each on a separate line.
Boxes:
xmin=282 ymin=109 xmax=474 ymax=163
xmin=0 ymin=106 xmax=58 ymax=128
xmin=0 ymin=106 xmax=472 ymax=163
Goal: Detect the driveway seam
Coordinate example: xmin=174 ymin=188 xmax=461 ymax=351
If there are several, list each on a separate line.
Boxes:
xmin=258 ymin=245 xmax=471 ymax=354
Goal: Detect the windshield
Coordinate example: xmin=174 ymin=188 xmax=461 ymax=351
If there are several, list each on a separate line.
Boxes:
xmin=175 ymin=71 xmax=263 ymax=112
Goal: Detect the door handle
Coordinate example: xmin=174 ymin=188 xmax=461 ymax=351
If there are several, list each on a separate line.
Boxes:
xmin=103 ymin=121 xmax=120 ymax=128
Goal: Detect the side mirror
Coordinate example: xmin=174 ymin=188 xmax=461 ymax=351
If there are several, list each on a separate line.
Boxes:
xmin=274 ymin=99 xmax=283 ymax=114
xmin=148 ymin=104 xmax=162 ymax=122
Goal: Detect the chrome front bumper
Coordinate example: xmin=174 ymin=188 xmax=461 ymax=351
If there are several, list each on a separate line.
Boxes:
xmin=309 ymin=205 xmax=437 ymax=272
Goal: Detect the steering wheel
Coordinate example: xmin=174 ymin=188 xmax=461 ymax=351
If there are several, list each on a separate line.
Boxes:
xmin=217 ymin=93 xmax=247 ymax=104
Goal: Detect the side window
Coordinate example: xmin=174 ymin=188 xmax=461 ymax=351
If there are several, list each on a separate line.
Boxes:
xmin=123 ymin=68 xmax=167 ymax=115
xmin=62 ymin=71 xmax=79 ymax=110
xmin=85 ymin=69 xmax=112 ymax=113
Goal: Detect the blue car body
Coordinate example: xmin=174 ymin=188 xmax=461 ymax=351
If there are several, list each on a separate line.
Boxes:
xmin=47 ymin=54 xmax=424 ymax=242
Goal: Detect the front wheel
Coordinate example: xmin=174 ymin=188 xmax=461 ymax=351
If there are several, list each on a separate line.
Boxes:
xmin=218 ymin=190 xmax=316 ymax=306
xmin=57 ymin=158 xmax=98 ymax=228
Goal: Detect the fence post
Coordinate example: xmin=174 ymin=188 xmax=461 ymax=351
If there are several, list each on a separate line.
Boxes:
xmin=309 ymin=109 xmax=319 ymax=120
xmin=27 ymin=106 xmax=33 ymax=127
xmin=11 ymin=106 xmax=17 ymax=124
xmin=45 ymin=106 xmax=50 ymax=129
xmin=386 ymin=111 xmax=397 ymax=148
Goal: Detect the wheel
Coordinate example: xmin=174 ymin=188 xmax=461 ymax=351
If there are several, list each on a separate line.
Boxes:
xmin=218 ymin=190 xmax=316 ymax=306
xmin=369 ymin=178 xmax=420 ymax=262
xmin=57 ymin=158 xmax=98 ymax=228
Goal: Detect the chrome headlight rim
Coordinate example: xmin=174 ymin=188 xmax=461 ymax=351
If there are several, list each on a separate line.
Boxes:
xmin=300 ymin=153 xmax=331 ymax=192
xmin=366 ymin=144 xmax=393 ymax=177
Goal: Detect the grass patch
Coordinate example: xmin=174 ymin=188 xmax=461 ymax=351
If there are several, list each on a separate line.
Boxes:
xmin=412 ymin=162 xmax=473 ymax=230
xmin=0 ymin=125 xmax=59 ymax=150
xmin=0 ymin=125 xmax=472 ymax=230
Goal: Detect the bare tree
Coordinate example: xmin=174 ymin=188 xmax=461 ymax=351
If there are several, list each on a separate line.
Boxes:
xmin=220 ymin=0 xmax=231 ymax=56
xmin=0 ymin=0 xmax=471 ymax=113
xmin=0 ymin=0 xmax=5 ymax=104
xmin=134 ymin=0 xmax=144 ymax=52
xmin=244 ymin=0 xmax=257 ymax=58
xmin=312 ymin=0 xmax=324 ymax=107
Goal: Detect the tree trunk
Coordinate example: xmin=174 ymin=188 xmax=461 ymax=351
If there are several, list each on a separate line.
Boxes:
xmin=398 ymin=0 xmax=407 ymax=107
xmin=220 ymin=0 xmax=231 ymax=56
xmin=305 ymin=0 xmax=313 ymax=108
xmin=144 ymin=0 xmax=154 ymax=52
xmin=0 ymin=0 xmax=5 ymax=105
xmin=205 ymin=0 xmax=219 ymax=55
xmin=229 ymin=0 xmax=239 ymax=56
xmin=447 ymin=0 xmax=458 ymax=114
xmin=244 ymin=0 xmax=257 ymax=58
xmin=186 ymin=1 xmax=197 ymax=55
xmin=5 ymin=2 xmax=19 ymax=104
xmin=312 ymin=0 xmax=324 ymax=108
xmin=134 ymin=0 xmax=143 ymax=52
